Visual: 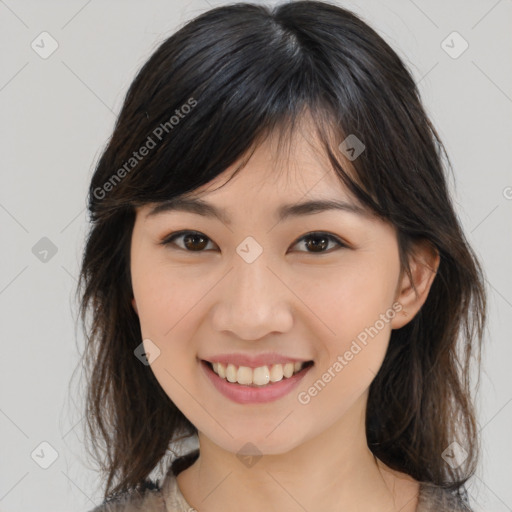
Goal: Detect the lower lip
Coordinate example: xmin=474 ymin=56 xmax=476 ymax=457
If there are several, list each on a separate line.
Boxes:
xmin=200 ymin=360 xmax=313 ymax=404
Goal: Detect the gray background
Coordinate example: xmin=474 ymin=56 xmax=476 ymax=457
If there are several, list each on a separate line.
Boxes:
xmin=0 ymin=0 xmax=511 ymax=510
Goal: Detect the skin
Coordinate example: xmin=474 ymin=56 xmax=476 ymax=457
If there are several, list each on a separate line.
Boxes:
xmin=130 ymin=118 xmax=439 ymax=512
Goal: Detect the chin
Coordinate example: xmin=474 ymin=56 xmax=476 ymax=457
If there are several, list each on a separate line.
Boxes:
xmin=206 ymin=429 xmax=305 ymax=458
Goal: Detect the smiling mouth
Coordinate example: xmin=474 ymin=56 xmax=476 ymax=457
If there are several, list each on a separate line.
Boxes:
xmin=202 ymin=360 xmax=314 ymax=387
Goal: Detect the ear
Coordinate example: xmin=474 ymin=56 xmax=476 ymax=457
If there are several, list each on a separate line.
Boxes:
xmin=391 ymin=240 xmax=440 ymax=329
xmin=132 ymin=297 xmax=139 ymax=315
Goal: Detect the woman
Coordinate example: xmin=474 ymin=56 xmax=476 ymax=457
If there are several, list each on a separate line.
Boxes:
xmin=78 ymin=1 xmax=486 ymax=511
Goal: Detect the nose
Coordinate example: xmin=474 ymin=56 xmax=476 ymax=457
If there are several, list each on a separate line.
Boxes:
xmin=211 ymin=253 xmax=293 ymax=341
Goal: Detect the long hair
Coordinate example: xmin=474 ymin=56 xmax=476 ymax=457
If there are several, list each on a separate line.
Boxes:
xmin=76 ymin=0 xmax=486 ymax=501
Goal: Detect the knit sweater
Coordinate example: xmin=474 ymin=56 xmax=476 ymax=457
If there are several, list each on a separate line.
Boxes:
xmin=90 ymin=450 xmax=472 ymax=512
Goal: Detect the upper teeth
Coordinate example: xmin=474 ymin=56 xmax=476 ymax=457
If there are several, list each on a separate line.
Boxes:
xmin=212 ymin=361 xmax=306 ymax=386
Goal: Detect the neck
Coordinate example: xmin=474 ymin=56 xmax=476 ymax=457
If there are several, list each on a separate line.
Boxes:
xmin=176 ymin=393 xmax=419 ymax=512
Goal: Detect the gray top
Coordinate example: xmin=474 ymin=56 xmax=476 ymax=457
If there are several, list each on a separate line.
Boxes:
xmin=90 ymin=452 xmax=473 ymax=512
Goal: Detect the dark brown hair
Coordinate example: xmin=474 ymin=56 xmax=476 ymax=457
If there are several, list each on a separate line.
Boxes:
xmin=76 ymin=0 xmax=486 ymax=504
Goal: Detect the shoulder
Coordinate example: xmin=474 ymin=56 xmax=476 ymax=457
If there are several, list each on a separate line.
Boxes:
xmin=375 ymin=458 xmax=474 ymax=512
xmin=417 ymin=481 xmax=473 ymax=512
xmin=88 ymin=450 xmax=199 ymax=512
xmin=88 ymin=479 xmax=166 ymax=512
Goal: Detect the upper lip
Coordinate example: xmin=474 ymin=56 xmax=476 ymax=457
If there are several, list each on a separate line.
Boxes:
xmin=202 ymin=352 xmax=312 ymax=368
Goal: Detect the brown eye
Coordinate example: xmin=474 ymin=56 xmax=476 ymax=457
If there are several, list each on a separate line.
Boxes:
xmin=160 ymin=231 xmax=215 ymax=251
xmin=292 ymin=232 xmax=346 ymax=253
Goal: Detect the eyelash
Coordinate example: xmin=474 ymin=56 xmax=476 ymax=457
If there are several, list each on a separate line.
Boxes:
xmin=159 ymin=230 xmax=347 ymax=254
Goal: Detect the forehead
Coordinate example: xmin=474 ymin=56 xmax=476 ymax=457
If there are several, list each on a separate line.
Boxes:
xmin=190 ymin=118 xmax=356 ymax=201
xmin=141 ymin=120 xmax=373 ymax=226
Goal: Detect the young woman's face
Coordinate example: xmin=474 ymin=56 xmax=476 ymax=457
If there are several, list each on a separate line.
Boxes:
xmin=130 ymin=126 xmax=407 ymax=456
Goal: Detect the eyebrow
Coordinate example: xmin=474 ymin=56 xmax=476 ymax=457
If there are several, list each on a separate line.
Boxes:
xmin=146 ymin=196 xmax=368 ymax=225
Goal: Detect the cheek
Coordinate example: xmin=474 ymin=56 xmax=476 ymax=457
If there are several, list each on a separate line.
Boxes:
xmin=131 ymin=248 xmax=209 ymax=338
xmin=291 ymin=256 xmax=399 ymax=378
xmin=131 ymin=254 xmax=221 ymax=399
xmin=132 ymin=260 xmax=205 ymax=410
xmin=296 ymin=258 xmax=398 ymax=334
xmin=292 ymin=267 xmax=398 ymax=420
